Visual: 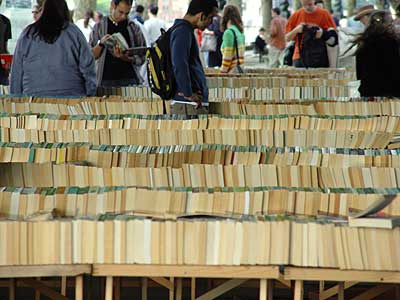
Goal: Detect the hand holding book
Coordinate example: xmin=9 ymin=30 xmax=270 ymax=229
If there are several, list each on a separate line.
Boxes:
xmin=102 ymin=33 xmax=129 ymax=51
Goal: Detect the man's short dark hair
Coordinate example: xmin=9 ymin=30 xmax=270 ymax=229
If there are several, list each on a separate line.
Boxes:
xmin=113 ymin=0 xmax=133 ymax=6
xmin=314 ymin=0 xmax=324 ymax=5
xmin=187 ymin=0 xmax=219 ymax=16
xmin=136 ymin=4 xmax=144 ymax=13
xmin=149 ymin=4 xmax=159 ymax=15
xmin=259 ymin=27 xmax=265 ymax=32
xmin=272 ymin=7 xmax=280 ymax=15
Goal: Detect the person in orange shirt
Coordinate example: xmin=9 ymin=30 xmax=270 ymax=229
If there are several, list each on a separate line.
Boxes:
xmin=285 ymin=0 xmax=336 ymax=67
xmin=269 ymin=7 xmax=287 ymax=68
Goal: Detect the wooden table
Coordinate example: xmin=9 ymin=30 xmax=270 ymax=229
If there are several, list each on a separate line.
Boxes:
xmin=0 ymin=264 xmax=91 ymax=300
xmin=93 ymin=264 xmax=282 ymax=300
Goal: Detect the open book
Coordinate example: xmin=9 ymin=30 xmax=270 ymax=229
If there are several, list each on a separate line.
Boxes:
xmin=103 ymin=33 xmax=129 ymax=51
xmin=348 ymin=195 xmax=400 ymax=229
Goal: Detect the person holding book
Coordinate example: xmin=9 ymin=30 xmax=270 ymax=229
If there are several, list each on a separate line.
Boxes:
xmin=220 ymin=5 xmax=245 ymax=73
xmin=170 ymin=0 xmax=219 ymax=115
xmin=353 ymin=10 xmax=400 ymax=97
xmin=10 ymin=0 xmax=96 ymax=97
xmin=285 ymin=0 xmax=336 ymax=68
xmin=90 ymin=0 xmax=146 ymax=87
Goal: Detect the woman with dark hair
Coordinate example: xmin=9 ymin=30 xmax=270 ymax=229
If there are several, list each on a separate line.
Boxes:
xmin=354 ymin=10 xmax=400 ymax=97
xmin=220 ymin=5 xmax=245 ymax=73
xmin=76 ymin=9 xmax=95 ymax=42
xmin=10 ymin=0 xmax=96 ymax=97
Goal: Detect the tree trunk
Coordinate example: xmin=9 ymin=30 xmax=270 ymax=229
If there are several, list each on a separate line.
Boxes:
xmin=261 ymin=0 xmax=272 ymax=35
xmin=72 ymin=0 xmax=96 ymax=21
xmin=331 ymin=0 xmax=343 ymax=17
xmin=347 ymin=0 xmax=357 ymax=17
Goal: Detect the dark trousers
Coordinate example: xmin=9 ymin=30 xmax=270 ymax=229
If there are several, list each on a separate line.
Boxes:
xmin=293 ymin=59 xmax=305 ymax=68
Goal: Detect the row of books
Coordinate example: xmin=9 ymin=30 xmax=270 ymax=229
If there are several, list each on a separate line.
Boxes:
xmin=1 ymin=114 xmax=398 ymax=133
xmin=0 ymin=128 xmax=392 ymax=148
xmin=95 ymin=86 xmax=351 ymax=100
xmin=209 ymin=99 xmax=400 ymax=116
xmin=0 ymin=218 xmax=397 ymax=271
xmin=206 ymin=67 xmax=355 ymax=80
xmin=3 ymin=162 xmax=400 ymax=190
xmin=0 ymin=187 xmax=399 ymax=219
xmin=0 ymin=99 xmax=164 ymax=115
xmin=3 ymin=143 xmax=400 ymax=167
xmin=205 ymin=77 xmax=351 ymax=89
xmin=207 ymin=87 xmax=351 ymax=101
xmin=2 ymin=98 xmax=400 ymax=116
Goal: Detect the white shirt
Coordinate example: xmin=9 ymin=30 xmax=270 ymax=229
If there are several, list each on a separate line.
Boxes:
xmin=144 ymin=17 xmax=166 ymax=45
xmin=75 ymin=18 xmax=95 ymax=42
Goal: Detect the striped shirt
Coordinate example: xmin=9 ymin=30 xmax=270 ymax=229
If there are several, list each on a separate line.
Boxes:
xmin=220 ymin=25 xmax=245 ymax=73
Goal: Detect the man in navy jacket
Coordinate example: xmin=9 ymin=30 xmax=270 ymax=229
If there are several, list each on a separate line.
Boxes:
xmin=170 ymin=0 xmax=218 ymax=115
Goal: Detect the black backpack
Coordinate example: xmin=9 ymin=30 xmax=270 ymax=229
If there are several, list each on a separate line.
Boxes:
xmin=146 ymin=25 xmax=181 ymax=100
xmin=297 ymin=26 xmax=329 ymax=68
xmin=282 ymin=41 xmax=295 ymax=66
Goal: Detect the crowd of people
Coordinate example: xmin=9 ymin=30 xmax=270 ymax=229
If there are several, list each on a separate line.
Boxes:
xmin=0 ymin=0 xmax=397 ymax=104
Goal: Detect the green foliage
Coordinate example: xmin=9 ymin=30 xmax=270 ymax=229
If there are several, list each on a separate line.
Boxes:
xmin=96 ymin=0 xmax=109 ymax=14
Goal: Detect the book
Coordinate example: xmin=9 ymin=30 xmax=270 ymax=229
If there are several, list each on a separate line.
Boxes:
xmin=103 ymin=33 xmax=129 ymax=51
xmin=349 ymin=195 xmax=399 ymax=228
xmin=348 ymin=216 xmax=400 ymax=229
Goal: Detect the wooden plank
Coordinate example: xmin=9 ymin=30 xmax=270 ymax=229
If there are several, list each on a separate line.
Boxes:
xmin=60 ymin=277 xmax=67 ymax=296
xmin=105 ymin=276 xmax=113 ymax=300
xmin=93 ymin=265 xmax=280 ymax=279
xmin=9 ymin=278 xmax=15 ymax=300
xmin=20 ymin=278 xmax=68 ymax=300
xmin=294 ymin=280 xmax=303 ymax=300
xmin=338 ymin=282 xmax=344 ymax=300
xmin=176 ymin=278 xmax=183 ymax=300
xmin=114 ymin=277 xmax=121 ymax=300
xmin=169 ymin=277 xmax=174 ymax=300
xmin=141 ymin=278 xmax=148 ymax=300
xmin=319 ymin=281 xmax=325 ymax=293
xmin=0 ymin=265 xmax=91 ymax=278
xmin=35 ymin=277 xmax=41 ymax=300
xmin=195 ymin=279 xmax=248 ymax=300
xmin=350 ymin=284 xmax=394 ymax=300
xmin=319 ymin=282 xmax=357 ymax=300
xmin=191 ymin=278 xmax=196 ymax=300
xmin=259 ymin=279 xmax=268 ymax=300
xmin=75 ymin=275 xmax=83 ymax=300
xmin=276 ymin=278 xmax=290 ymax=288
xmin=150 ymin=277 xmax=174 ymax=290
xmin=1 ymin=279 xmax=72 ymax=289
xmin=268 ymin=280 xmax=273 ymax=300
xmin=285 ymin=267 xmax=400 ymax=283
